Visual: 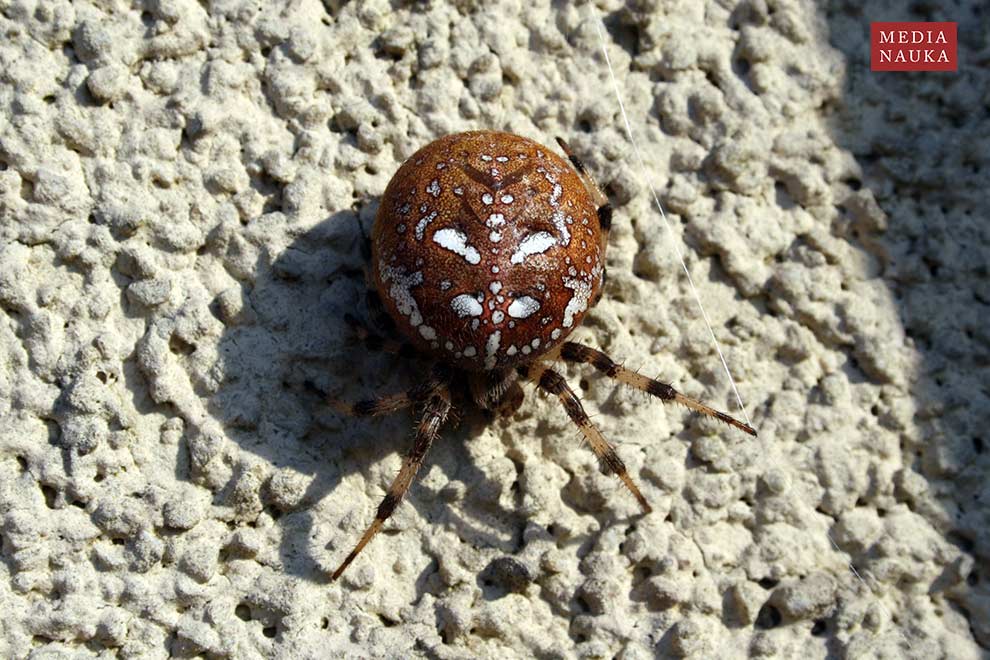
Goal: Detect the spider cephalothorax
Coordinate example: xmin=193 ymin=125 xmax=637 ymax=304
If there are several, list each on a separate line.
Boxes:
xmin=330 ymin=131 xmax=755 ymax=580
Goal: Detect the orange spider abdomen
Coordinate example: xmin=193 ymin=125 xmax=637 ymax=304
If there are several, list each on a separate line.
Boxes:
xmin=372 ymin=131 xmax=604 ymax=371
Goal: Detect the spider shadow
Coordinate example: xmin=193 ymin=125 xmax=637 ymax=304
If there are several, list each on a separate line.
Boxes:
xmin=208 ymin=211 xmax=526 ymax=589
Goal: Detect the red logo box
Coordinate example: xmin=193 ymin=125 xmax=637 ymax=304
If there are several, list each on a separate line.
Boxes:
xmin=871 ymin=22 xmax=957 ymax=71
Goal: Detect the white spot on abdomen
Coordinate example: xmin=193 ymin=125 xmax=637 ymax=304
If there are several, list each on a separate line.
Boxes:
xmin=551 ymin=210 xmax=571 ymax=246
xmin=485 ymin=330 xmax=501 ymax=369
xmin=561 ymin=277 xmax=592 ymax=328
xmin=415 ymin=211 xmax=438 ymax=240
xmin=380 ymin=266 xmax=424 ymax=328
xmin=451 ymin=294 xmax=483 ymax=317
xmin=507 ymin=296 xmax=540 ymax=319
xmin=510 ymin=232 xmax=556 ymax=264
xmin=426 ymin=180 xmax=441 ymax=197
xmin=433 ymin=228 xmax=480 ymax=264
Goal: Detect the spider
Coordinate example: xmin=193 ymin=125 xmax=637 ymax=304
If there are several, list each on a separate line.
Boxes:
xmin=330 ymin=131 xmax=755 ymax=581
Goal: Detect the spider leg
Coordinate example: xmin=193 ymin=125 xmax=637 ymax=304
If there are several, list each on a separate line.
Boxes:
xmin=358 ymin=218 xmax=406 ymax=340
xmin=555 ymin=137 xmax=612 ymax=251
xmin=328 ymin=384 xmax=433 ymax=417
xmin=555 ymin=342 xmax=757 ymax=437
xmin=470 ymin=368 xmax=514 ymax=411
xmin=363 ymin=288 xmax=405 ymax=337
xmin=353 ymin=214 xmax=412 ymax=349
xmin=494 ymin=380 xmax=524 ymax=419
xmin=518 ymin=362 xmax=651 ymax=514
xmin=330 ymin=386 xmax=452 ymax=581
xmin=555 ymin=137 xmax=611 ymax=309
xmin=327 ymin=364 xmax=448 ymax=416
xmin=344 ymin=313 xmax=417 ymax=358
xmin=355 ymin=211 xmax=394 ymax=333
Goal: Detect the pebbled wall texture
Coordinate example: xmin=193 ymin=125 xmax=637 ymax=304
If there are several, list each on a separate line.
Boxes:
xmin=1 ymin=0 xmax=987 ymax=658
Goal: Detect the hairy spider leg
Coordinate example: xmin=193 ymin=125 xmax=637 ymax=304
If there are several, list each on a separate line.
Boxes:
xmin=355 ymin=211 xmax=400 ymax=335
xmin=327 ymin=382 xmax=436 ymax=417
xmin=362 ymin=288 xmax=410 ymax=343
xmin=330 ymin=387 xmax=452 ymax=581
xmin=344 ymin=314 xmax=420 ymax=358
xmin=344 ymin=313 xmax=418 ymax=359
xmin=358 ymin=219 xmax=417 ymax=345
xmin=494 ymin=380 xmax=525 ymax=418
xmin=327 ymin=362 xmax=448 ymax=417
xmin=555 ymin=137 xmax=612 ymax=253
xmin=471 ymin=370 xmax=526 ymax=421
xmin=519 ymin=362 xmax=652 ymax=514
xmin=555 ymin=342 xmax=757 ymax=437
xmin=470 ymin=368 xmax=515 ymax=411
xmin=556 ymin=137 xmax=612 ymax=307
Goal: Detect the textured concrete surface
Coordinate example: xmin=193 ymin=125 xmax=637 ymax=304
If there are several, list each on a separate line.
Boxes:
xmin=1 ymin=0 xmax=987 ymax=657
